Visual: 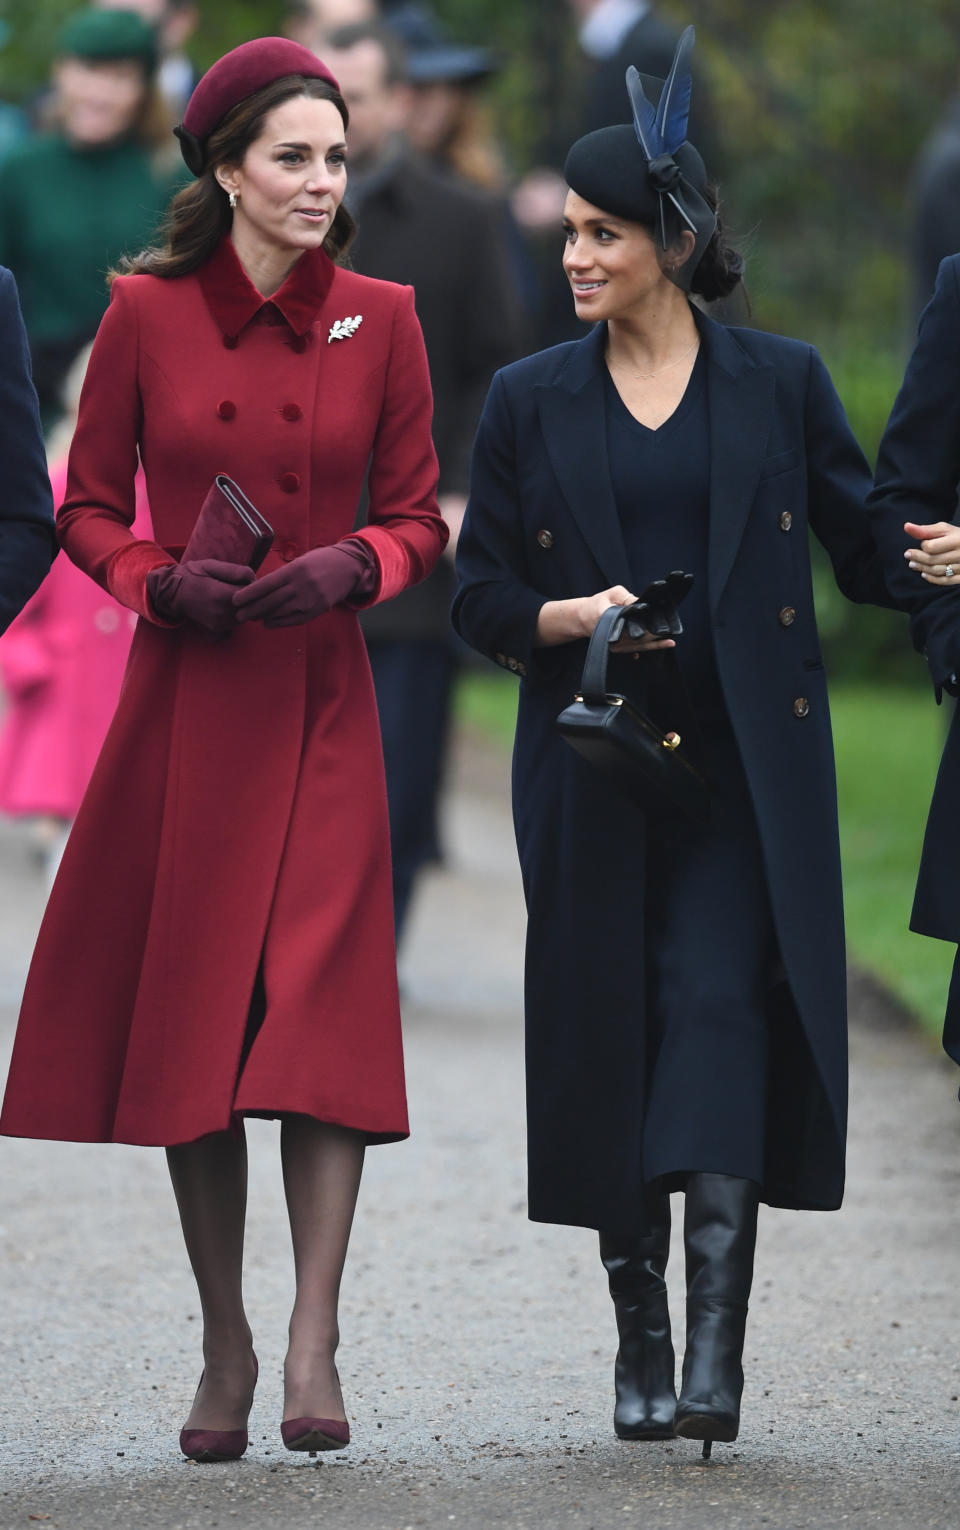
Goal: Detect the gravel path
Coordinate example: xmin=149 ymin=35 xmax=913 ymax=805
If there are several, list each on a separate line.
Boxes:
xmin=1 ymin=733 xmax=959 ymax=1529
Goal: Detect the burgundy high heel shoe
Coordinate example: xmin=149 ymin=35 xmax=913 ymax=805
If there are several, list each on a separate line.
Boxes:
xmin=179 ymin=1355 xmax=258 ymax=1463
xmin=280 ymin=1417 xmax=350 ymax=1453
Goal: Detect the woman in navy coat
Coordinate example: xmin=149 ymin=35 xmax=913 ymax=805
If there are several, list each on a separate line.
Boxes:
xmin=0 ymin=266 xmax=55 ymax=632
xmin=867 ymin=254 xmax=960 ymax=1075
xmin=453 ymin=32 xmax=896 ymax=1456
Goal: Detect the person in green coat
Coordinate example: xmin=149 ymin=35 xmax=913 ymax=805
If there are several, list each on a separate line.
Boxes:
xmin=0 ymin=8 xmax=186 ymax=423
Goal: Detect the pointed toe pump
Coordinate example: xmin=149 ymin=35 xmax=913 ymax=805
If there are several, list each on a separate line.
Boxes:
xmin=600 ymin=1193 xmax=677 ymax=1441
xmin=281 ymin=1417 xmax=350 ymax=1453
xmin=179 ymin=1425 xmax=250 ymax=1464
xmin=179 ymin=1355 xmax=258 ymax=1463
xmin=673 ymin=1174 xmax=759 ymax=1459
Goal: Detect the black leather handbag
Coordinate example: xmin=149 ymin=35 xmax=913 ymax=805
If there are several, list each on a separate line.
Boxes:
xmin=556 ymin=602 xmax=709 ymax=824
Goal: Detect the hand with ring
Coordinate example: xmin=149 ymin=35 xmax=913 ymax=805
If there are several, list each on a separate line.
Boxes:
xmin=903 ymin=521 xmax=960 ymax=585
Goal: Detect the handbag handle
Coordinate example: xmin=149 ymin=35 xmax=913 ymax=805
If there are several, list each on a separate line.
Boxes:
xmin=579 ymin=603 xmax=628 ymax=703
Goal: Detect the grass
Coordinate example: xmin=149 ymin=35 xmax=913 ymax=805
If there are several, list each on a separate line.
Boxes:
xmin=455 ymin=670 xmax=954 ymax=1038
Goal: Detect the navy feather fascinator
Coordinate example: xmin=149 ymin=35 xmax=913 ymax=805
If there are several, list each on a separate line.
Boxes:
xmin=564 ymin=25 xmax=718 ymax=293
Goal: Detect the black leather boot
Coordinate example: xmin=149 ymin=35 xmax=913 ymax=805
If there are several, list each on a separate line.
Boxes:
xmin=599 ymin=1194 xmax=676 ymax=1440
xmin=674 ymin=1172 xmax=759 ymax=1456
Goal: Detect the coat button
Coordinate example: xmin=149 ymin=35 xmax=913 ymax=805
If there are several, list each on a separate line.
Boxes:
xmin=289 ymin=335 xmax=308 ymax=353
xmin=507 ymin=657 xmax=519 ymax=671
xmin=217 ymin=400 xmax=237 ymax=420
xmin=779 ymin=511 xmax=793 ymax=532
xmin=281 ymin=402 xmax=303 ymax=422
xmin=536 ymin=528 xmax=554 ymax=549
xmin=279 ymin=472 xmax=301 ymax=493
xmin=778 ymin=606 xmax=796 ymax=627
xmin=793 ymin=697 xmax=810 ymax=718
xmin=222 ymin=334 xmax=238 ymax=349
xmin=280 ymin=540 xmax=299 ymax=562
xmin=495 ymin=652 xmax=507 ymax=666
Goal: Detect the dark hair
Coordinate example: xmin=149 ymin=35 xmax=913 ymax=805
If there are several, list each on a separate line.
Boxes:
xmin=630 ymin=179 xmax=743 ymax=302
xmin=688 ymin=185 xmax=744 ymax=302
xmin=326 ymin=21 xmax=408 ymax=86
xmin=114 ymin=75 xmax=355 ymax=280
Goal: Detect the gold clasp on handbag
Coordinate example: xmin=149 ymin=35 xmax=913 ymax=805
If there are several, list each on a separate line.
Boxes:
xmin=662 ymin=731 xmax=681 ymax=750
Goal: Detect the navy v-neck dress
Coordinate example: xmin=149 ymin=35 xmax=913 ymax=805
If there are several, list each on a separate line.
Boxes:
xmin=604 ymin=356 xmax=776 ymax=1192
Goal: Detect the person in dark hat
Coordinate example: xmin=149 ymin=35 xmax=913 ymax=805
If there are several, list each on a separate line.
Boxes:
xmin=0 ymin=7 xmax=184 ymax=423
xmin=454 ymin=27 xmax=901 ymax=1456
xmin=0 ymin=35 xmax=447 ymax=1463
xmin=325 ymin=19 xmax=527 ymax=947
xmin=97 ymin=0 xmax=202 ymax=121
xmin=384 ymin=2 xmax=503 ymax=188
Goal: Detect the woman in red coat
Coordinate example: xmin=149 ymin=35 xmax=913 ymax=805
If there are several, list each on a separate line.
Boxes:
xmin=0 ymin=38 xmax=447 ymax=1463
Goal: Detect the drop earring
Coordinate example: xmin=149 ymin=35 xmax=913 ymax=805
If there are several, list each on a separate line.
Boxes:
xmin=228 ymin=190 xmax=238 ymax=209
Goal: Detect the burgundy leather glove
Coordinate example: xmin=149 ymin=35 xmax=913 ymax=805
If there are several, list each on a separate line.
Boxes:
xmin=233 ymin=540 xmax=377 ymax=628
xmin=147 ymin=559 xmax=255 ymax=633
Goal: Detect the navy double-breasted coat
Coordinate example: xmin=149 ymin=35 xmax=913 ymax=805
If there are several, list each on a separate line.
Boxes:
xmin=453 ymin=313 xmax=898 ymax=1231
xmin=868 ymin=253 xmax=960 ymax=1070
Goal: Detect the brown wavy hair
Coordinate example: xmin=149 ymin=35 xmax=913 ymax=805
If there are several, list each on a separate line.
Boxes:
xmin=114 ymin=75 xmax=355 ymax=281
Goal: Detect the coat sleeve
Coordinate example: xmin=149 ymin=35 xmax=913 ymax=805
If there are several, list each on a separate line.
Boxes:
xmin=803 ymin=345 xmax=899 ymax=612
xmin=56 ymin=277 xmax=176 ymax=624
xmin=452 ymin=370 xmax=551 ymax=679
xmin=0 ymin=267 xmax=56 ymax=635
xmin=348 ymin=285 xmax=448 ymax=606
xmin=866 ymin=255 xmax=960 ymax=695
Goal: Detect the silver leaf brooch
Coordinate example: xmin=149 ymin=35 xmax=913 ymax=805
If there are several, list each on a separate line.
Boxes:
xmin=328 ymin=314 xmax=363 ymax=344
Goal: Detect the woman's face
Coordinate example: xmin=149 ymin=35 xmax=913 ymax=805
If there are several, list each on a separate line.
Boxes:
xmin=562 ymin=190 xmax=676 ymax=321
xmin=219 ymin=95 xmax=348 ymax=256
xmin=404 ymin=82 xmax=465 ymax=154
xmin=54 ymin=57 xmax=147 ymax=146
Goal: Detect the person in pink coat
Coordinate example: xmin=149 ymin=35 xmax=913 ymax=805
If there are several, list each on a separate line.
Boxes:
xmin=0 ymin=352 xmax=152 ymax=870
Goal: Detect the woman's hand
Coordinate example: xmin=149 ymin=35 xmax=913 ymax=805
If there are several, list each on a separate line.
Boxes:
xmin=535 ymin=585 xmax=677 ymax=652
xmin=233 ymin=542 xmax=372 ymax=627
xmin=904 ymin=521 xmax=960 ymax=584
xmin=147 ymin=559 xmax=255 ymax=633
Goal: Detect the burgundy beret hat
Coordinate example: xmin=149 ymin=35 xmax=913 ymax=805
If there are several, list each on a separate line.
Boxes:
xmin=175 ymin=37 xmax=340 ymax=175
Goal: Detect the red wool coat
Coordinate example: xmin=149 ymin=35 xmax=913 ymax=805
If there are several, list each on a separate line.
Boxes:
xmin=0 ymin=237 xmax=446 ymax=1147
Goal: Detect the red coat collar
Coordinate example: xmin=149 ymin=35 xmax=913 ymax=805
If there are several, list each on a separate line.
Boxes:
xmin=196 ymin=237 xmax=336 ymax=341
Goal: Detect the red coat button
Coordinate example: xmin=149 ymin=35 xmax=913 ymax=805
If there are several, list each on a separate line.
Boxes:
xmin=281 ymin=402 xmax=303 ymax=422
xmin=222 ymin=334 xmax=238 ymax=350
xmin=217 ymin=400 xmax=237 ymax=420
xmin=279 ymin=472 xmax=301 ymax=493
xmin=280 ymin=540 xmax=299 ymax=562
xmin=289 ymin=335 xmax=308 ymax=354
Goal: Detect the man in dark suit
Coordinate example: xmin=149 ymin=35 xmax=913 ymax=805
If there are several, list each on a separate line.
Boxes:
xmin=0 ymin=266 xmax=55 ymax=634
xmin=325 ymin=22 xmax=526 ymax=943
xmin=571 ymin=0 xmax=713 ymax=147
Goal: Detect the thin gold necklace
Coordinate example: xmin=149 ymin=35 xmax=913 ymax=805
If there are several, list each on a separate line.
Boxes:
xmin=610 ymin=335 xmax=700 ymax=382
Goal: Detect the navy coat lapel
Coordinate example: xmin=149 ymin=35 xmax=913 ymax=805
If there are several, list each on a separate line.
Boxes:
xmin=533 ymin=314 xmax=776 ymax=608
xmin=534 ymin=325 xmax=632 ymax=589
xmin=699 ymin=313 xmax=776 ymax=613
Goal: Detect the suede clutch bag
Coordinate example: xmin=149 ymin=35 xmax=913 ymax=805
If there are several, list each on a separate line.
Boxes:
xmin=182 ymin=474 xmax=274 ymax=570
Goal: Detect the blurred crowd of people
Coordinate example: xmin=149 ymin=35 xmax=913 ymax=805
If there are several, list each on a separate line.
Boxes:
xmin=0 ymin=0 xmax=725 ymax=926
xmin=0 ymin=0 xmax=951 ymax=926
